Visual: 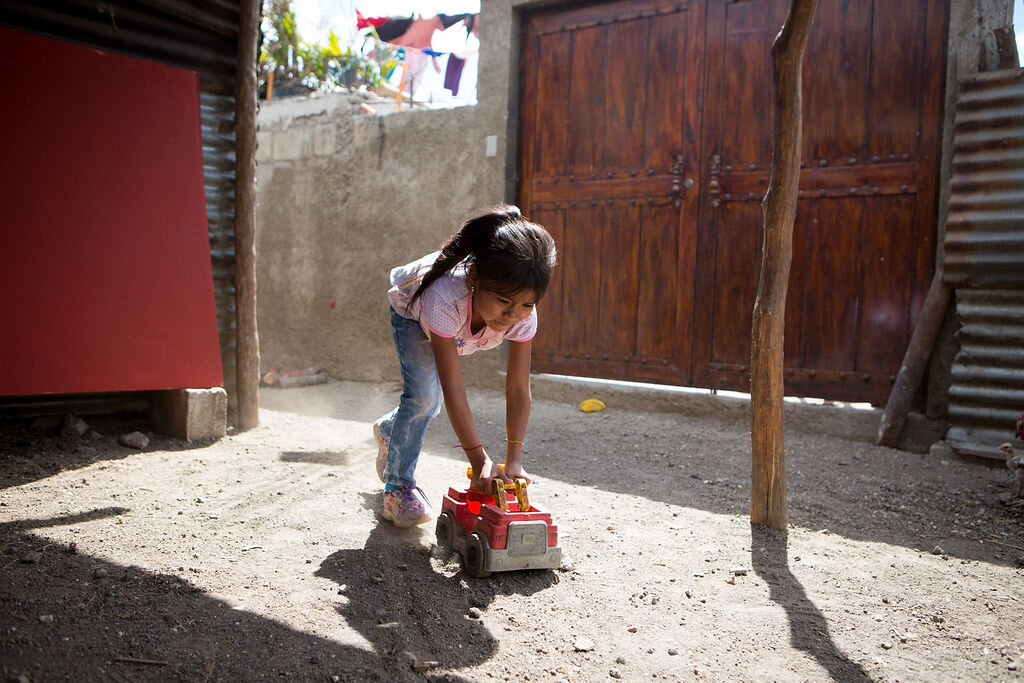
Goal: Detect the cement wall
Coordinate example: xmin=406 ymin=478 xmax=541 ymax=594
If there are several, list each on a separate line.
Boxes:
xmin=255 ymin=93 xmax=506 ymax=386
xmin=254 ymin=0 xmax=533 ymax=388
xmin=254 ymin=0 xmax=1015 ymax=398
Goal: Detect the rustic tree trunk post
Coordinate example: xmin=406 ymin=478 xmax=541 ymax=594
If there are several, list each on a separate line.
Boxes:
xmin=751 ymin=0 xmax=817 ymax=529
xmin=876 ymin=270 xmax=951 ymax=447
xmin=234 ymin=0 xmax=261 ymax=430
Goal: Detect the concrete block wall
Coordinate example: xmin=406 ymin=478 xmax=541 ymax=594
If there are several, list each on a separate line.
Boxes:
xmin=254 ymin=2 xmax=541 ymax=389
xmin=254 ymin=92 xmax=511 ymax=387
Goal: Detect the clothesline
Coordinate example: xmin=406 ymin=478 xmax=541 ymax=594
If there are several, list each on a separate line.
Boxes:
xmin=356 ymin=10 xmax=479 ymax=100
xmin=356 ymin=10 xmax=477 ymax=43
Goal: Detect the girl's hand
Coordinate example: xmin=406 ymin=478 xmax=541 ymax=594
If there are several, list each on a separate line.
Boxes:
xmin=470 ymin=456 xmax=511 ymax=493
xmin=501 ymin=461 xmax=531 ymax=485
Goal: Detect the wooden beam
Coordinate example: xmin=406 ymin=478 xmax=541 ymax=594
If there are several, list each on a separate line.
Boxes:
xmin=994 ymin=25 xmax=1020 ymax=70
xmin=234 ymin=0 xmax=261 ymax=430
xmin=750 ymin=0 xmax=817 ymax=530
xmin=876 ymin=269 xmax=951 ymax=448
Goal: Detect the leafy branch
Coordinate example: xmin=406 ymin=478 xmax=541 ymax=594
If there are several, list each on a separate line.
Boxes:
xmin=259 ymin=0 xmax=400 ymax=98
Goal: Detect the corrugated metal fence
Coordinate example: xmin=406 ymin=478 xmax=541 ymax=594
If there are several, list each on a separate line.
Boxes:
xmin=0 ymin=0 xmax=240 ymax=419
xmin=944 ymin=67 xmax=1024 ymax=451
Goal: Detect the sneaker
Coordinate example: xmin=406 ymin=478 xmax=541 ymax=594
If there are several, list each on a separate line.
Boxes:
xmin=381 ymin=485 xmax=433 ymax=527
xmin=372 ymin=419 xmax=388 ymax=482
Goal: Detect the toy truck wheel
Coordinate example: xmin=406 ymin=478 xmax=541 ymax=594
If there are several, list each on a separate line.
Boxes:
xmin=435 ymin=511 xmax=455 ymax=556
xmin=464 ymin=531 xmax=491 ymax=578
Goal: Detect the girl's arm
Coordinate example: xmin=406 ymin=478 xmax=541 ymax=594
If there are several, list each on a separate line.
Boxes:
xmin=430 ymin=333 xmax=507 ymax=492
xmin=503 ymin=339 xmax=532 ymax=482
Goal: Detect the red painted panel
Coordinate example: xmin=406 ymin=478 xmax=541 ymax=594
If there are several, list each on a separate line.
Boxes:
xmin=0 ymin=28 xmax=223 ymax=395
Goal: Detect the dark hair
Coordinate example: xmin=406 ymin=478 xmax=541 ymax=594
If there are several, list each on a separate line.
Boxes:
xmin=410 ymin=205 xmax=557 ymax=308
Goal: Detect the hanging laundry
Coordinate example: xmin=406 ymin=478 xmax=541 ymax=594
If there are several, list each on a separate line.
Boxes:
xmin=355 ymin=10 xmax=391 ymax=30
xmin=401 ymin=48 xmax=430 ymax=97
xmin=438 ymin=13 xmax=472 ymax=30
xmin=444 ymin=55 xmax=465 ymax=95
xmin=353 ymin=8 xmax=480 ymax=104
xmin=374 ymin=16 xmax=414 ymax=42
xmin=388 ymin=16 xmax=444 ymax=50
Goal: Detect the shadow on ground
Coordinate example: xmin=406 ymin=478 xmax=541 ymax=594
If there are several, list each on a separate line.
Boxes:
xmin=751 ymin=526 xmax=872 ymax=682
xmin=314 ymin=493 xmax=558 ymax=676
xmin=0 ymin=417 xmax=216 ymax=492
xmin=0 ymin=501 xmax=556 ymax=682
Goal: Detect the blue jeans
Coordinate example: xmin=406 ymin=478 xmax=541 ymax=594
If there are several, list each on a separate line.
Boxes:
xmin=377 ymin=306 xmax=443 ymax=488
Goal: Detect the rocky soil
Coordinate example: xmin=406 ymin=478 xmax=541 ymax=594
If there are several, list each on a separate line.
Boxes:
xmin=2 ymin=379 xmax=1023 ymax=682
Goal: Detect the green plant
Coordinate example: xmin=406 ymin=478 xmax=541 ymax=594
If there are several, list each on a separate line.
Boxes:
xmin=259 ymin=0 xmax=401 ymax=98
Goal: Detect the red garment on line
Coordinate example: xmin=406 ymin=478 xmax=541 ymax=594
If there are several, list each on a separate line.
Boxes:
xmin=356 ymin=11 xmax=390 ymax=30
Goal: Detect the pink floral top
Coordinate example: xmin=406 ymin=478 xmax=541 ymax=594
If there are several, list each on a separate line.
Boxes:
xmin=388 ymin=252 xmax=537 ymax=356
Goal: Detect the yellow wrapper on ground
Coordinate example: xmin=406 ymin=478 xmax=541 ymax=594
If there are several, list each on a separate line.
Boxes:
xmin=579 ymin=398 xmax=606 ymax=413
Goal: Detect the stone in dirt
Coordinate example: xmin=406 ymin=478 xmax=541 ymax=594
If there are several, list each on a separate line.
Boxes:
xmin=61 ymin=415 xmax=90 ymax=437
xmin=574 ymin=637 xmax=596 ymax=652
xmin=119 ymin=431 xmax=149 ymax=449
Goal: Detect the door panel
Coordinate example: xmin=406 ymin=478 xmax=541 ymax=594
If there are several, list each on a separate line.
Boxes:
xmin=857 ymin=195 xmax=916 ymax=376
xmin=694 ymin=0 xmax=945 ymax=404
xmin=561 ymin=204 xmax=604 ymax=356
xmin=801 ymin=197 xmax=865 ymax=371
xmin=710 ymin=200 xmax=761 ymax=367
xmin=567 ymin=26 xmax=606 ymax=173
xmin=637 ymin=204 xmax=683 ymax=360
xmin=803 ymin=1 xmax=873 ymax=159
xmin=521 ymin=0 xmax=704 ymax=385
xmin=719 ymin=0 xmax=783 ymax=165
xmin=530 ymin=34 xmax=570 ymax=176
xmin=605 ymin=21 xmax=648 ymax=169
xmin=519 ymin=0 xmax=946 ymax=405
xmin=598 ymin=204 xmax=642 ymax=358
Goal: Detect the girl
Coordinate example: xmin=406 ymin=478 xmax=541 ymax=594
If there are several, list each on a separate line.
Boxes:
xmin=373 ymin=205 xmax=557 ymax=527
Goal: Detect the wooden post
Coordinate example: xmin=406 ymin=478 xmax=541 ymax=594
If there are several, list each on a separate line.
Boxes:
xmin=876 ymin=270 xmax=951 ymax=447
xmin=993 ymin=26 xmax=1020 ymax=70
xmin=750 ymin=0 xmax=816 ymax=529
xmin=235 ymin=0 xmax=261 ymax=430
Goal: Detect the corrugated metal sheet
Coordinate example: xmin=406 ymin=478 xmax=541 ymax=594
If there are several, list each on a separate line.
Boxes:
xmin=0 ymin=0 xmax=241 ymax=417
xmin=0 ymin=0 xmax=239 ymax=92
xmin=201 ymin=92 xmax=239 ymax=409
xmin=944 ymin=68 xmax=1024 ymax=286
xmin=944 ymin=68 xmax=1024 ymax=454
xmin=946 ymin=288 xmax=1024 ymax=448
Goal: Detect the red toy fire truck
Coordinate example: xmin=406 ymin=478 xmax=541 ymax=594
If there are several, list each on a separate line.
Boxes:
xmin=435 ymin=472 xmax=561 ymax=578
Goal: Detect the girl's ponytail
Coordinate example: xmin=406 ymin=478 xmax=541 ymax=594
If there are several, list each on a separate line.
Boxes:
xmin=410 ymin=204 xmax=550 ymax=308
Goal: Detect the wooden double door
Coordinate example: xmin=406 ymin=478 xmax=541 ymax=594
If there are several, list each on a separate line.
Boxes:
xmin=519 ymin=0 xmax=946 ymax=404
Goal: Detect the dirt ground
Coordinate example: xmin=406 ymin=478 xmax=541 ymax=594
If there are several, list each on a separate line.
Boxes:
xmin=2 ymin=379 xmax=1023 ymax=682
